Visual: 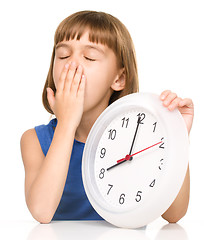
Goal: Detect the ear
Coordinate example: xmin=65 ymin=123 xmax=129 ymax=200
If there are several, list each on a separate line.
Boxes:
xmin=111 ymin=68 xmax=126 ymax=91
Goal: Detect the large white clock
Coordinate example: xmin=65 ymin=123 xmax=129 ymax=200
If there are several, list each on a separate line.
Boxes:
xmin=82 ymin=92 xmax=189 ymax=228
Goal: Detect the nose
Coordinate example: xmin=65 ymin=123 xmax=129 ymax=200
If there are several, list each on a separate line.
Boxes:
xmin=67 ymin=59 xmax=84 ymax=75
xmin=67 ymin=53 xmax=81 ymax=68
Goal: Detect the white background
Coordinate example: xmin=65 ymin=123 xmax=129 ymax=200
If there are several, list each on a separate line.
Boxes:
xmin=0 ymin=0 xmax=203 ymax=238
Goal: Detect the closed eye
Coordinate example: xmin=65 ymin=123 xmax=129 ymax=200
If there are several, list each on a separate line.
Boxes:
xmin=59 ymin=56 xmax=96 ymax=61
xmin=84 ymin=56 xmax=96 ymax=61
xmin=59 ymin=56 xmax=70 ymax=60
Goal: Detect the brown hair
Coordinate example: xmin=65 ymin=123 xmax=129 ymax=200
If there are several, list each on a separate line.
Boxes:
xmin=42 ymin=10 xmax=139 ymax=114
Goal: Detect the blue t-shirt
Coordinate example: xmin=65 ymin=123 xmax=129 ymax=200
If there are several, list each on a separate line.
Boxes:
xmin=34 ymin=118 xmax=104 ymax=221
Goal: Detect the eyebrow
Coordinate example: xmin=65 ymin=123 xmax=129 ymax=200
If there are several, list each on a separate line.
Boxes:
xmin=55 ymin=43 xmax=105 ymax=55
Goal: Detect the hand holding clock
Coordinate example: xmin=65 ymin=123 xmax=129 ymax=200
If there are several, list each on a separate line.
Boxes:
xmin=160 ymin=90 xmax=194 ymax=135
xmin=159 ymin=90 xmax=192 ymax=222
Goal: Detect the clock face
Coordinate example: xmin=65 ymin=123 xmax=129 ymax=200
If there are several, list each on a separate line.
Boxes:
xmin=94 ymin=107 xmax=167 ymax=211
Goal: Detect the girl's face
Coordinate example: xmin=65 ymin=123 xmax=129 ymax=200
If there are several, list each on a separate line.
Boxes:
xmin=53 ymin=30 xmax=124 ymax=113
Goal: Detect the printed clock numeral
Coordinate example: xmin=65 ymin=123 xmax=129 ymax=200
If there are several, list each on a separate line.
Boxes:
xmin=108 ymin=129 xmax=117 ymax=140
xmin=153 ymin=122 xmax=157 ymax=132
xmin=107 ymin=184 xmax=113 ymax=195
xmin=149 ymin=179 xmax=156 ymax=187
xmin=119 ymin=193 xmax=125 ymax=204
xmin=159 ymin=137 xmax=165 ymax=149
xmin=121 ymin=117 xmax=129 ymax=128
xmin=135 ymin=191 xmax=142 ymax=202
xmin=159 ymin=159 xmax=164 ymax=170
xmin=100 ymin=147 xmax=106 ymax=158
xmin=99 ymin=168 xmax=105 ymax=179
xmin=137 ymin=113 xmax=146 ymax=124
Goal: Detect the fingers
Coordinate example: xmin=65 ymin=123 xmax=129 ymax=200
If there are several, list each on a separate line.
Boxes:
xmin=160 ymin=90 xmax=180 ymax=111
xmin=167 ymin=97 xmax=182 ymax=111
xmin=178 ymin=98 xmax=193 ymax=108
xmin=160 ymin=91 xmax=194 ymax=111
xmin=78 ymin=75 xmax=86 ymax=99
xmin=57 ymin=63 xmax=70 ymax=93
xmin=64 ymin=62 xmax=78 ymax=92
xmin=57 ymin=61 xmax=85 ymax=97
xmin=65 ymin=63 xmax=83 ymax=95
xmin=160 ymin=90 xmax=171 ymax=100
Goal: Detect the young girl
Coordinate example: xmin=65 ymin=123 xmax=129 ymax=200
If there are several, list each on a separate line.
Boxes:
xmin=20 ymin=10 xmax=194 ymax=224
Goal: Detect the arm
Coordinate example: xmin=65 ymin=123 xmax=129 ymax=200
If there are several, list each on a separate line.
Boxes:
xmin=21 ymin=124 xmax=76 ymax=224
xmin=162 ymin=165 xmax=190 ymax=223
xmin=160 ymin=90 xmax=194 ymax=223
xmin=21 ymin=62 xmax=86 ymax=223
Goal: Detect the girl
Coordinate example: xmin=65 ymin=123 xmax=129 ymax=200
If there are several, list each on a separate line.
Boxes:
xmin=20 ymin=10 xmax=194 ymax=224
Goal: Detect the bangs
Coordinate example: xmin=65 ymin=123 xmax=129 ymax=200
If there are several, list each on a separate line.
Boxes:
xmin=54 ymin=11 xmax=119 ymax=54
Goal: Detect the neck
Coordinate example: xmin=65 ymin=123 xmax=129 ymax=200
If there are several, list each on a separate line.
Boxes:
xmin=75 ymin=98 xmax=111 ymax=144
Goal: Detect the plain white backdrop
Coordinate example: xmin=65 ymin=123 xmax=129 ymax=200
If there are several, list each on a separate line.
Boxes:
xmin=0 ymin=0 xmax=203 ymax=231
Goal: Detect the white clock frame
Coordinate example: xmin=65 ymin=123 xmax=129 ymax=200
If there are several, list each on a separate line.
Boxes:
xmin=82 ymin=92 xmax=189 ymax=228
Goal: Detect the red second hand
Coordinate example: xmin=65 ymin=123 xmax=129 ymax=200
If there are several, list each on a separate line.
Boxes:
xmin=117 ymin=141 xmax=162 ymax=164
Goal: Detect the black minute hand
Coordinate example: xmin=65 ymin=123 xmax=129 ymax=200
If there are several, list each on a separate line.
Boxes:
xmin=128 ymin=116 xmax=141 ymax=158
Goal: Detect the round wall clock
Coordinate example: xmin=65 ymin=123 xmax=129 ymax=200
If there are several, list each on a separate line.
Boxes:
xmin=82 ymin=92 xmax=189 ymax=228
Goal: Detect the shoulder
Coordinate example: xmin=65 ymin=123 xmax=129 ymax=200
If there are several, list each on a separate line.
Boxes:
xmin=20 ymin=118 xmax=57 ymax=166
xmin=20 ymin=128 xmax=38 ymax=148
xmin=20 ymin=128 xmax=37 ymax=147
xmin=20 ymin=128 xmax=44 ymax=169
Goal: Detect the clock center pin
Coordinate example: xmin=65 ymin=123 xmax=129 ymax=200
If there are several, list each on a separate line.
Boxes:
xmin=125 ymin=155 xmax=133 ymax=161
